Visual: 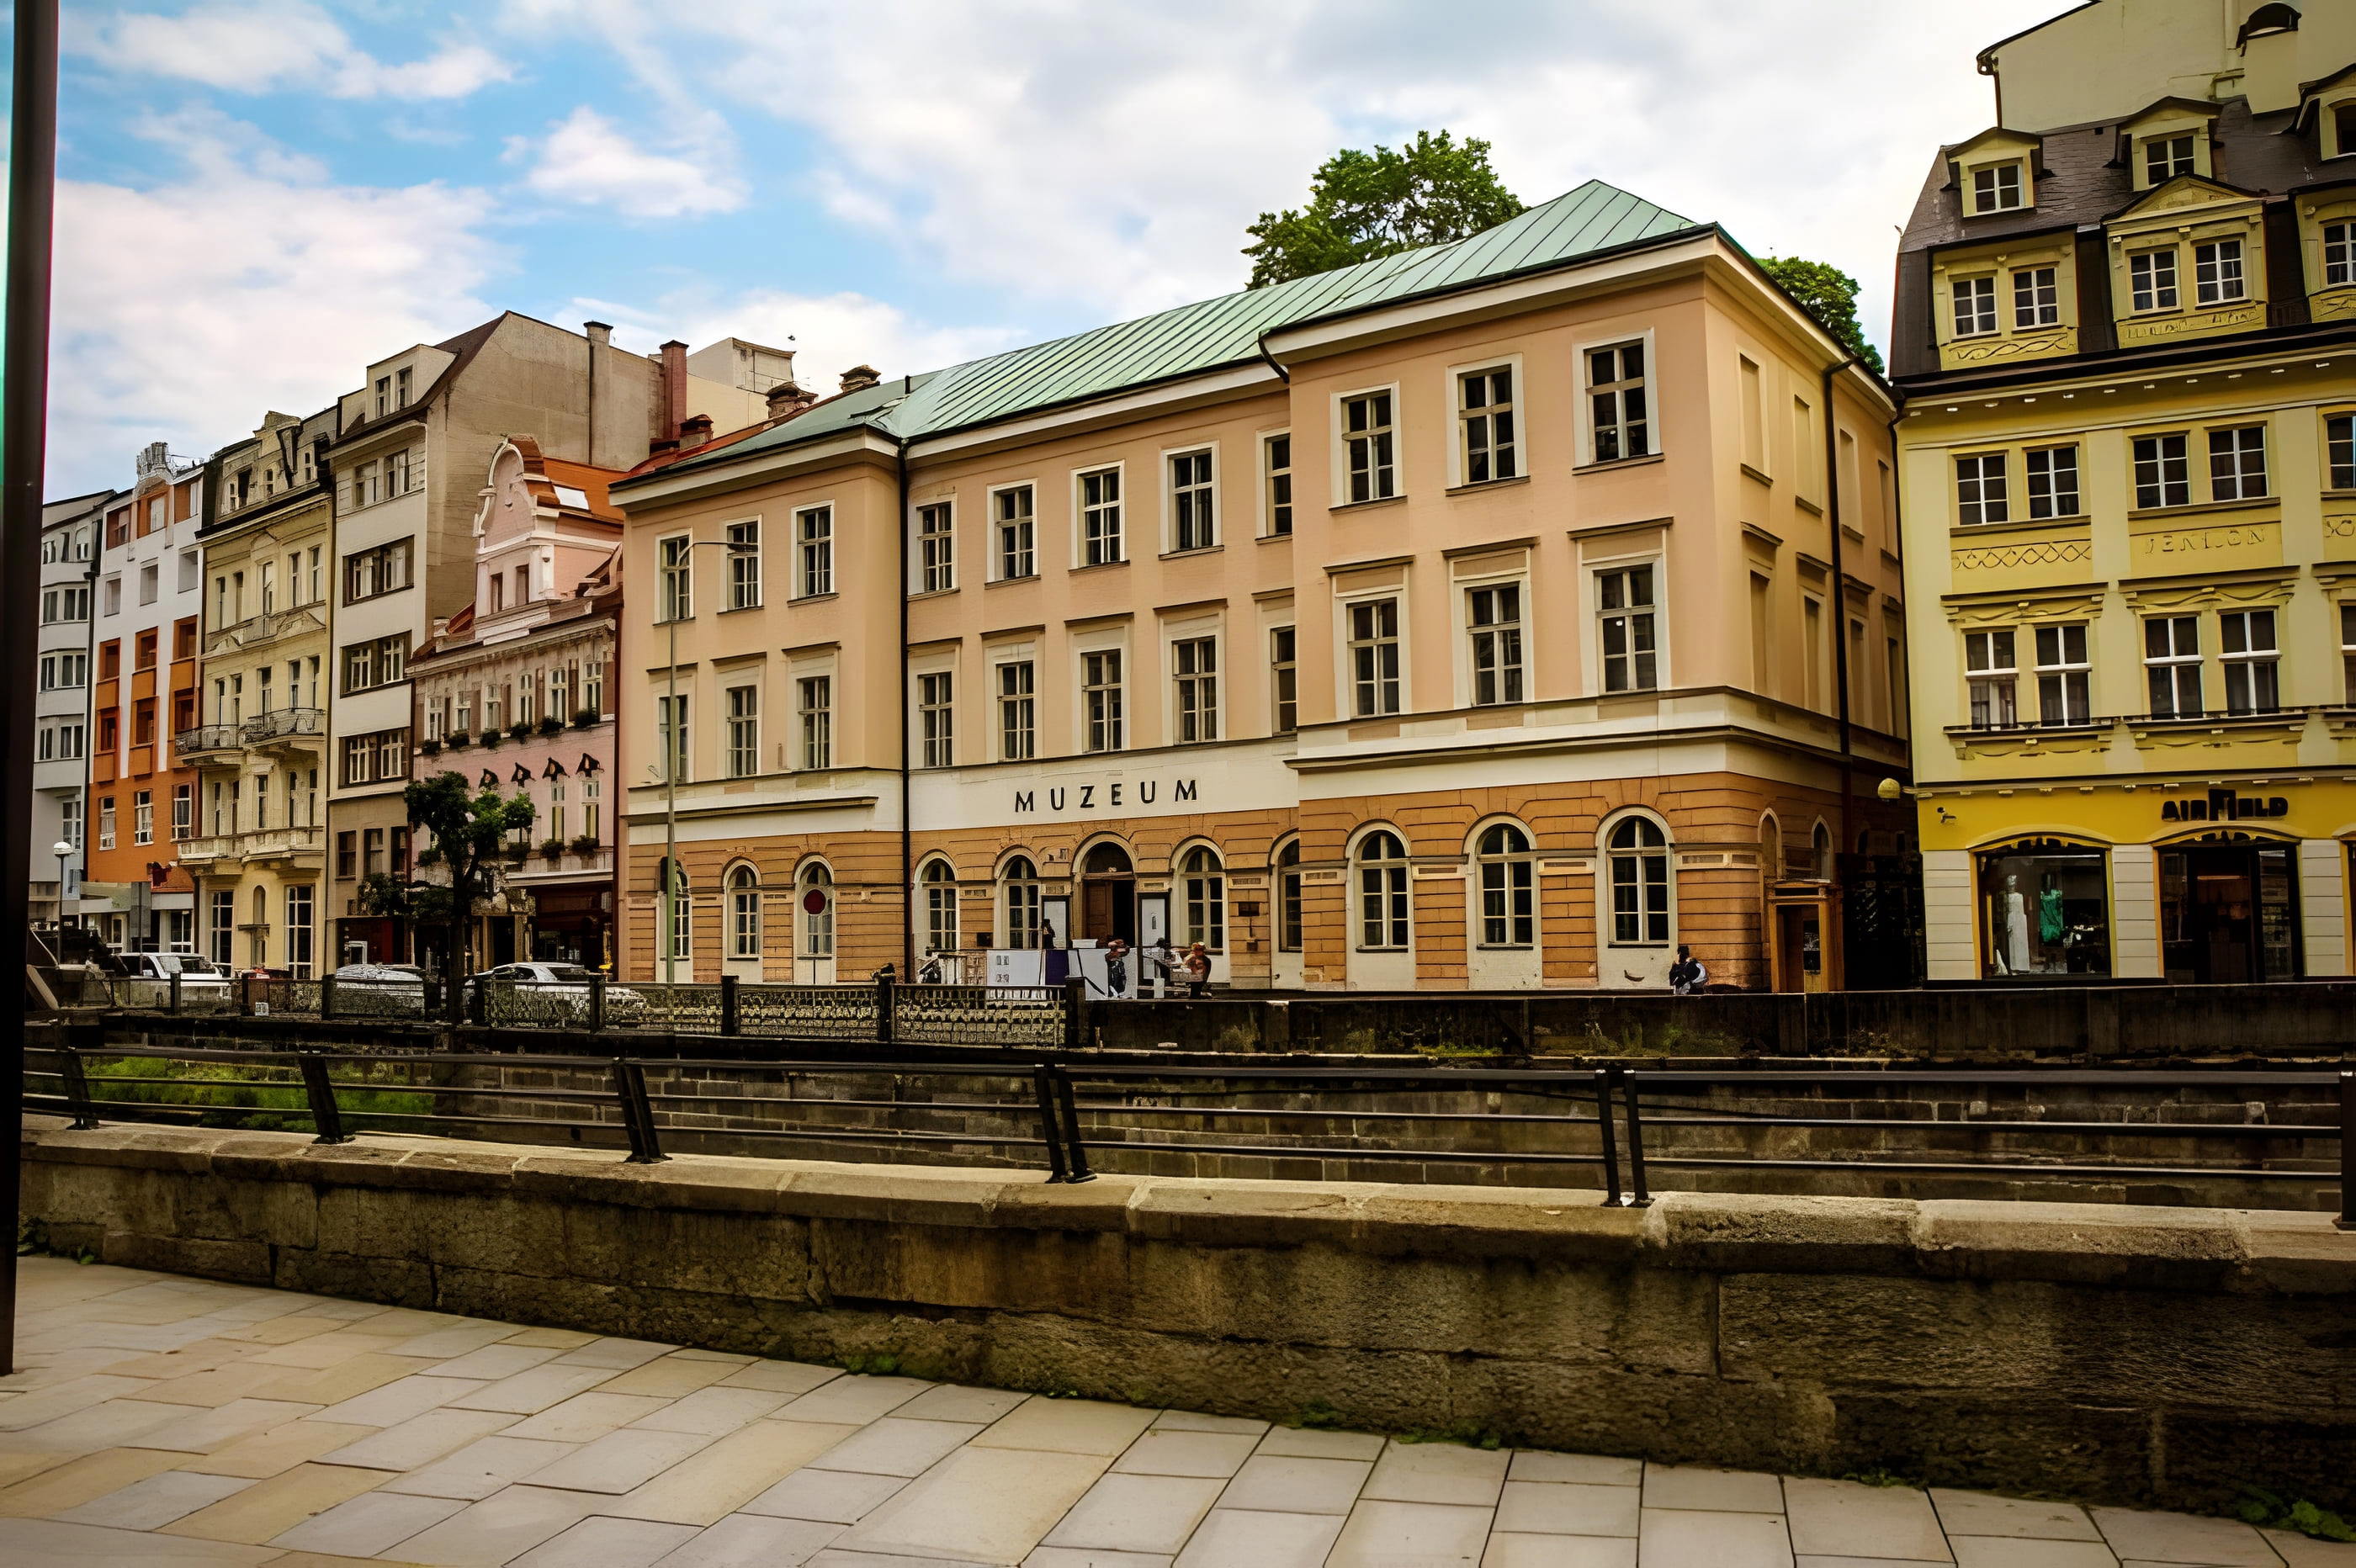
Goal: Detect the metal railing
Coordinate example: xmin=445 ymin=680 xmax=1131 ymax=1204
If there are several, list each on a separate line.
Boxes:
xmin=19 ymin=1046 xmax=2351 ymax=1220
xmin=241 ymin=706 xmax=324 ymax=743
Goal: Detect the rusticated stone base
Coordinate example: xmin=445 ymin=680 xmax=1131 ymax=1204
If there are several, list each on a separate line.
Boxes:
xmin=17 ymin=1115 xmax=2353 ymax=1515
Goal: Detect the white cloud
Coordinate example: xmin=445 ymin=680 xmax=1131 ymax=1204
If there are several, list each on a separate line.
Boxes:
xmin=74 ymin=2 xmax=512 ymax=100
xmin=49 ymin=109 xmax=501 ymax=493
xmin=512 ymin=107 xmax=746 ymax=219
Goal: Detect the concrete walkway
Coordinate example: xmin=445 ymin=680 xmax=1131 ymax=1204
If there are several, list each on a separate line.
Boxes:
xmin=0 ymin=1258 xmax=2345 ymax=1568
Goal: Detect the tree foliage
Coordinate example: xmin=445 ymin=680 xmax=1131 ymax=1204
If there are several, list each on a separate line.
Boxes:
xmin=1244 ymin=131 xmax=1524 ymax=289
xmin=1758 ymin=256 xmax=1884 ymax=375
xmin=380 ymin=772 xmax=535 ymax=981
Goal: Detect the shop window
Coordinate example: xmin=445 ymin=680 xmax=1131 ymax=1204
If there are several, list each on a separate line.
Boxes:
xmin=2162 ymin=842 xmax=2298 ymax=984
xmin=1979 ymin=845 xmax=2109 ymax=977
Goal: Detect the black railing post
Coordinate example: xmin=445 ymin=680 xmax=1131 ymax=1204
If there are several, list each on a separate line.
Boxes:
xmin=587 ymin=975 xmax=606 ymax=1034
xmin=1618 ymin=1066 xmax=1651 ymax=1207
xmin=2338 ymin=1071 xmax=2353 ymax=1232
xmin=1053 ymin=1063 xmax=1095 ymax=1182
xmin=611 ymin=1059 xmax=667 ymax=1163
xmin=57 ymin=1046 xmax=98 ymax=1130
xmin=318 ymin=975 xmax=337 ymax=1022
xmin=875 ymin=972 xmax=895 ymax=1045
xmin=1593 ymin=1067 xmax=1623 ymax=1207
xmin=467 ymin=975 xmax=487 ymax=1028
xmin=168 ymin=972 xmax=181 ymax=1015
xmin=297 ymin=1054 xmax=350 ymax=1144
xmin=1062 ymin=975 xmax=1087 ymax=1052
xmin=719 ymin=974 xmax=740 ymax=1037
xmin=1032 ymin=1063 xmax=1072 ymax=1183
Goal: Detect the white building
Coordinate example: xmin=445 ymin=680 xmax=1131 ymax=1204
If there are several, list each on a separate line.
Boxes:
xmin=35 ymin=490 xmax=107 ymax=930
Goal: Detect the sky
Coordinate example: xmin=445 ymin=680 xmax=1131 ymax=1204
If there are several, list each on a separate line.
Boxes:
xmin=40 ymin=0 xmax=2074 ymax=496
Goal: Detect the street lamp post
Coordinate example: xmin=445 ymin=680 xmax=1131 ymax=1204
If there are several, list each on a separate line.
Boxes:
xmin=52 ymin=840 xmax=72 ymax=929
xmin=660 ymin=539 xmax=752 ymax=986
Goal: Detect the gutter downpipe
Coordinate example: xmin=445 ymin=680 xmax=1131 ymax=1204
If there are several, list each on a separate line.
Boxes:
xmin=1819 ymin=353 xmax=1863 ymax=871
xmin=896 ymin=424 xmax=915 ymax=982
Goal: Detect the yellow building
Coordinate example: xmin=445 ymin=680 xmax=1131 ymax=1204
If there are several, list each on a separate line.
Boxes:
xmin=1897 ymin=0 xmax=2356 ymax=983
xmin=179 ymin=411 xmax=336 ymax=975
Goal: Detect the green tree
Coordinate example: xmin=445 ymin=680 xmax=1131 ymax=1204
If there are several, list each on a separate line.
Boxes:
xmin=1757 ymin=256 xmax=1884 ymax=376
xmin=1244 ymin=131 xmax=1525 ymax=289
xmin=395 ymin=772 xmax=534 ymax=993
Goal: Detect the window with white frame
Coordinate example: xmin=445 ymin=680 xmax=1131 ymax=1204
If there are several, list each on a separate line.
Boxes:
xmin=2134 ymin=432 xmax=2191 ymax=508
xmin=994 ymin=486 xmax=1036 ymax=580
xmin=1341 ymin=390 xmax=1396 ymax=503
xmin=1966 ymin=628 xmax=2019 ymax=728
xmin=1172 ymin=636 xmax=1218 ymax=743
xmin=2209 ymin=425 xmax=2268 ymax=501
xmin=1587 ymin=342 xmax=1649 ymax=462
xmin=922 ymin=859 xmax=958 ymax=956
xmin=666 ymin=865 xmax=690 ymax=962
xmin=1952 ymin=276 xmax=1998 ymax=337
xmin=1170 ymin=450 xmax=1215 ymax=551
xmin=997 ymin=660 xmax=1034 ymax=760
xmin=38 ymin=650 xmax=86 ymax=691
xmin=209 ymin=890 xmax=233 ymax=966
xmin=1605 ymin=816 xmax=1671 ymax=945
xmin=1275 ymin=838 xmax=1303 ymax=952
xmin=2035 ymin=624 xmax=2091 ymax=725
xmin=1457 ymin=366 xmax=1515 ymax=483
xmin=2343 ymin=603 xmax=2356 ymax=705
xmin=1596 ymin=565 xmax=1658 ymax=693
xmin=725 ymin=521 xmax=761 ymax=609
xmin=918 ymin=502 xmax=954 ymax=591
xmin=2024 ymin=445 xmax=2079 ymax=518
xmin=657 ymin=536 xmax=691 ymax=621
xmin=2194 ymin=238 xmax=2246 ymax=305
xmin=728 ymin=865 xmax=761 ymax=961
xmin=1271 ymin=627 xmax=1297 ymax=734
xmin=1082 ymin=649 xmax=1123 ymax=753
xmin=1971 ymin=162 xmax=2023 ymax=213
xmin=2326 ymin=221 xmax=2356 ymax=289
xmin=2145 ymin=133 xmax=2195 ymax=183
xmin=1467 ymin=584 xmax=1523 ymax=706
xmin=1001 ymin=856 xmax=1042 ymax=949
xmin=98 ymin=797 xmax=114 ymax=850
xmin=2220 ymin=609 xmax=2280 ymax=713
xmin=920 ymin=671 xmax=954 ymax=767
xmin=2130 ymin=247 xmax=2179 ymax=311
xmin=1346 ymin=598 xmax=1401 ymax=717
xmin=798 ymin=675 xmax=831 ymax=769
xmin=1181 ymin=846 xmax=1225 ymax=951
xmin=134 ymin=791 xmax=153 ymax=845
xmin=656 ymin=694 xmax=690 ymax=782
xmin=1955 ymin=451 xmax=2009 ymax=525
xmin=172 ymin=784 xmax=193 ymax=839
xmin=1079 ymin=468 xmax=1122 ymax=565
xmin=795 ymin=506 xmax=834 ymax=597
xmin=1264 ymin=433 xmax=1292 ymax=535
xmin=724 ymin=686 xmax=759 ymax=778
xmin=798 ymin=863 xmax=834 ymax=959
xmin=2013 ymin=266 xmax=2061 ymax=328
xmin=1356 ymin=831 xmax=1409 ymax=950
xmin=2144 ymin=615 xmax=2202 ymax=717
xmin=2329 ymin=413 xmax=2356 ymax=490
xmin=581 ymin=779 xmax=602 ymax=843
xmin=1476 ymin=823 xmax=1535 ymax=947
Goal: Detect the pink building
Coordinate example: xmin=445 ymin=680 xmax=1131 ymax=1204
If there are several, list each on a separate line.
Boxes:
xmin=409 ymin=437 xmax=622 ymax=969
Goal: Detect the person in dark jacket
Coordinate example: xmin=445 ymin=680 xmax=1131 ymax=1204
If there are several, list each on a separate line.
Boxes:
xmin=1668 ymin=944 xmax=1707 ymax=995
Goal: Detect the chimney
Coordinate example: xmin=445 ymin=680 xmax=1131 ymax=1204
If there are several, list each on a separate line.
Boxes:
xmin=583 ymin=320 xmax=613 ymax=347
xmin=678 ymin=413 xmax=714 ymax=448
xmin=840 ymin=364 xmax=881 ymax=393
xmin=660 ymin=339 xmax=688 ymax=442
xmin=765 ymin=380 xmax=816 ymax=420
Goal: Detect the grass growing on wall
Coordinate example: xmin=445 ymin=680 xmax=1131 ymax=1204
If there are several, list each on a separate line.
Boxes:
xmin=84 ymin=1056 xmax=436 ymax=1136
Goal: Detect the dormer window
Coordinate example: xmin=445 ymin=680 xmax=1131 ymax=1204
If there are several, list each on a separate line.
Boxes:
xmin=1952 ymin=276 xmax=1998 ymax=336
xmin=2145 ymin=134 xmax=2196 ymax=184
xmin=2194 ymin=239 xmax=2247 ymax=305
xmin=2326 ymin=220 xmax=2356 ymax=287
xmin=2331 ymin=103 xmax=2356 ymax=158
xmin=2130 ymin=247 xmax=2179 ymax=312
xmin=1971 ymin=162 xmax=2024 ymax=214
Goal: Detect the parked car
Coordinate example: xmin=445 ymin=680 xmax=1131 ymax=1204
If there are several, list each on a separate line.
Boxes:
xmin=474 ymin=961 xmax=645 ymax=1025
xmin=330 ymin=963 xmax=429 ymax=1017
xmin=115 ymin=952 xmax=231 ymax=993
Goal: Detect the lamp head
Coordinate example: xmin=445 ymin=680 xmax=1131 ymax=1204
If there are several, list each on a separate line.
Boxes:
xmin=1875 ymin=777 xmax=1903 ymax=803
xmin=50 ymin=840 xmax=73 ymax=857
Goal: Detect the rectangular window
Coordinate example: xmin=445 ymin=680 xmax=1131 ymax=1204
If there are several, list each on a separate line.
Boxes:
xmin=1467 ymin=585 xmax=1524 ymax=706
xmin=1079 ymin=467 xmax=1122 ymax=565
xmin=2343 ymin=603 xmax=2356 ymax=706
xmin=2194 ymin=239 xmax=2246 ymax=305
xmin=172 ymin=783 xmax=193 ymax=838
xmin=1342 ymin=390 xmax=1396 ymax=503
xmin=209 ymin=889 xmax=234 ymax=966
xmin=2209 ymin=425 xmax=2268 ymax=501
xmin=997 ymin=661 xmax=1035 ymax=760
xmin=1971 ymin=162 xmax=2022 ymax=212
xmin=918 ymin=502 xmax=955 ymax=591
xmin=1170 ymin=450 xmax=1216 ymax=551
xmin=1952 ymin=276 xmax=1998 ymax=337
xmin=334 ymin=831 xmax=354 ymax=880
xmin=1955 ymin=453 xmax=2009 ymax=525
xmin=2145 ymin=133 xmax=2195 ymax=183
xmin=137 ymin=563 xmax=157 ymax=606
xmin=2130 ymin=247 xmax=2179 ymax=312
xmin=658 ymin=535 xmax=692 ymax=621
xmin=1597 ymin=566 xmax=1658 ymax=694
xmin=1264 ymin=434 xmax=1292 ymax=535
xmin=2013 ymin=266 xmax=2060 ymax=329
xmin=1458 ymin=366 xmax=1516 ymax=483
xmin=582 ymin=779 xmax=602 ymax=842
xmin=341 ymin=539 xmax=412 ymax=603
xmin=133 ymin=791 xmax=153 ymax=845
xmin=2144 ymin=615 xmax=2203 ymax=718
xmin=1172 ymin=637 xmax=1218 ymax=743
xmin=40 ymin=585 xmax=89 ymax=624
xmin=2134 ymin=432 xmax=2191 ymax=508
xmin=656 ymin=694 xmax=690 ymax=783
xmin=1588 ymin=342 xmax=1649 ymax=462
xmin=795 ymin=506 xmax=833 ymax=597
xmin=2024 ymin=445 xmax=2079 ymax=518
xmin=339 ymin=633 xmax=409 ymax=695
xmin=353 ymin=460 xmax=379 ymax=507
xmin=2220 ymin=609 xmax=2280 ymax=714
xmin=1966 ymin=628 xmax=2019 ymax=728
xmin=920 ymin=672 xmax=954 ymax=767
xmin=98 ymin=798 xmax=114 ymax=851
xmin=1083 ymin=650 xmax=1124 ymax=753
xmin=2326 ymin=221 xmax=2356 ymax=288
xmin=1271 ymin=627 xmax=1297 ymax=734
xmin=385 ymin=448 xmax=411 ymax=497
xmin=2329 ymin=413 xmax=2356 ymax=490
xmin=724 ymin=686 xmax=759 ymax=778
xmin=2035 ymin=623 xmax=2091 ymax=726
xmin=37 ymin=650 xmax=86 ymax=691
xmin=994 ymin=486 xmax=1036 ymax=580
xmin=337 ymin=728 xmax=410 ymax=787
xmin=285 ymin=886 xmax=314 ymax=978
xmin=798 ymin=676 xmax=831 ymax=770
xmin=725 ymin=520 xmax=761 ymax=609
xmin=1347 ymin=599 xmax=1401 ymax=717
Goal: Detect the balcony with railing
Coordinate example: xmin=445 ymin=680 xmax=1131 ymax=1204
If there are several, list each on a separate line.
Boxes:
xmin=172 ymin=724 xmax=244 ymax=763
xmin=242 ymin=707 xmax=324 ymax=749
xmin=175 ymin=826 xmax=324 ymax=869
xmin=504 ymin=845 xmax=616 ymax=882
xmin=205 ymin=607 xmax=323 ymax=656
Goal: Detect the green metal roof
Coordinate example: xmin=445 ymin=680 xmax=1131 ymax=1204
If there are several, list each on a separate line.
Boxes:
xmin=655 ymin=181 xmax=1699 ymax=476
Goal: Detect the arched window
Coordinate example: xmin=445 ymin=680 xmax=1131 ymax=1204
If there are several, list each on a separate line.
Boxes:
xmin=921 ymin=858 xmax=958 ymax=956
xmin=726 ymin=864 xmax=761 ymax=961
xmin=1274 ymin=838 xmax=1303 ymax=953
xmin=797 ymin=861 xmax=834 ymax=958
xmin=1356 ymin=830 xmax=1409 ymax=951
xmin=663 ymin=862 xmax=690 ymax=963
xmin=1475 ymin=822 xmax=1535 ymax=948
xmin=1001 ymin=856 xmax=1042 ymax=949
xmin=1181 ymin=845 xmax=1225 ymax=950
xmin=1812 ymin=821 xmax=1833 ymax=881
xmin=1605 ymin=816 xmax=1670 ymax=946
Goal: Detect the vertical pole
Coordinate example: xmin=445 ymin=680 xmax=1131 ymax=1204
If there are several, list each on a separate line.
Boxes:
xmin=1032 ymin=1063 xmax=1071 ymax=1183
xmin=2337 ymin=1071 xmax=2353 ymax=1232
xmin=1619 ymin=1066 xmax=1651 ymax=1207
xmin=169 ymin=971 xmax=182 ymax=1015
xmin=297 ymin=1055 xmax=350 ymax=1144
xmin=611 ymin=1059 xmax=667 ymax=1163
xmin=1052 ymin=1065 xmax=1094 ymax=1182
xmin=1062 ymin=974 xmax=1087 ymax=1053
xmin=468 ymin=973 xmax=486 ymax=1028
xmin=57 ymin=1047 xmax=97 ymax=1131
xmin=875 ymin=970 xmax=894 ymax=1045
xmin=719 ymin=972 xmax=740 ymax=1037
xmin=587 ymin=973 xmax=605 ymax=1035
xmin=318 ymin=974 xmax=336 ymax=1022
xmin=662 ymin=614 xmax=677 ymax=987
xmin=1593 ymin=1067 xmax=1623 ymax=1207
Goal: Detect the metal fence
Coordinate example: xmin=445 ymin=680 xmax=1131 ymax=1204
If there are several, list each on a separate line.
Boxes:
xmin=20 ymin=1044 xmax=2352 ymax=1218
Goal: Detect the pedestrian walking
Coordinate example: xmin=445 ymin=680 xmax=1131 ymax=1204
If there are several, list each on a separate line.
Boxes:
xmin=1103 ymin=937 xmax=1130 ymax=998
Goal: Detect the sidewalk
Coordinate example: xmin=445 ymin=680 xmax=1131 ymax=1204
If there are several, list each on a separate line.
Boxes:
xmin=0 ymin=1256 xmax=2343 ymax=1566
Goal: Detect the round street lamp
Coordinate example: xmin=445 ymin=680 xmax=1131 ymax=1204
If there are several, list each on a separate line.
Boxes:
xmin=50 ymin=840 xmax=73 ymax=928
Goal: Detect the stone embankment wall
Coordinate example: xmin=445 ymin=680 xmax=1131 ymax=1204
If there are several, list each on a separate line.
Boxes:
xmin=20 ymin=1117 xmax=2353 ymax=1517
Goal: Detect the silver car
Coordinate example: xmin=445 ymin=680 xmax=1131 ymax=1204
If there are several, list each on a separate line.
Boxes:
xmin=476 ymin=962 xmax=645 ymax=1025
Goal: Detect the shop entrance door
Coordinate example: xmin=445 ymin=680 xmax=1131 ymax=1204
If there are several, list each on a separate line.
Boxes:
xmin=2160 ymin=842 xmax=2298 ymax=983
xmin=1079 ymin=842 xmax=1136 ymax=946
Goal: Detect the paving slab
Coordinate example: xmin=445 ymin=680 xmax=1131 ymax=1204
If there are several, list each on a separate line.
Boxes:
xmin=319 ymin=1408 xmax=520 ymax=1473
xmin=1784 ymin=1478 xmax=1952 ymax=1562
xmin=1493 ymin=1479 xmax=1642 ymax=1537
xmin=1254 ymin=1426 xmax=1388 ymax=1461
xmin=713 ymin=1361 xmax=841 ymax=1397
xmin=1038 ymin=1472 xmax=1223 ymax=1554
xmin=158 ymin=1461 xmax=387 ymax=1545
xmin=1170 ymin=1507 xmax=1345 ymax=1567
xmin=1930 ymin=1490 xmax=2104 ymax=1541
xmin=838 ymin=1445 xmax=1110 ymax=1564
xmin=1639 ymin=1506 xmax=1797 ymax=1568
xmin=507 ymin=1514 xmax=700 ymax=1567
xmin=1328 ymin=1498 xmax=1494 ymax=1566
xmin=0 ymin=1515 xmax=283 ymax=1564
xmin=383 ymin=1484 xmax=605 ymax=1567
xmin=599 ymin=1419 xmax=863 ymax=1527
xmin=651 ymin=1510 xmax=843 ymax=1566
xmin=895 ymin=1385 xmax=1032 ymax=1425
xmin=2091 ymin=1507 xmax=2281 ymax=1566
xmin=1216 ymin=1451 xmax=1375 ymax=1515
xmin=507 ymin=1392 xmax=678 ymax=1443
xmin=741 ymin=1465 xmax=908 ymax=1525
xmin=51 ymin=1468 xmax=255 ymax=1529
xmin=1108 ymin=1428 xmax=1260 ymax=1479
xmin=1645 ymin=1464 xmax=1789 ymax=1515
xmin=128 ymin=1398 xmax=326 ymax=1455
xmin=1363 ymin=1439 xmax=1512 ymax=1507
xmin=265 ymin=1490 xmax=465 ymax=1555
xmin=626 ymin=1386 xmax=793 ymax=1436
xmin=376 ymin=1434 xmax=579 ymax=1501
xmin=773 ymin=1376 xmax=935 ymax=1426
xmin=308 ymin=1376 xmax=490 ymax=1429
xmin=968 ymin=1397 xmax=1158 ymax=1458
xmin=443 ymin=1364 xmax=618 ymax=1415
xmin=522 ymin=1427 xmax=719 ymax=1495
xmin=1482 ymin=1533 xmax=1638 ymax=1566
xmin=0 ymin=1444 xmax=183 ymax=1516
xmin=596 ymin=1355 xmax=746 ymax=1400
xmin=1950 ymin=1539 xmax=2120 ymax=1568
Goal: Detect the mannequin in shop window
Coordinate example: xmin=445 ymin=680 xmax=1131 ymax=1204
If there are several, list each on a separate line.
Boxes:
xmin=2002 ymin=871 xmax=2030 ymax=974
xmin=2039 ymin=871 xmax=2066 ymax=949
